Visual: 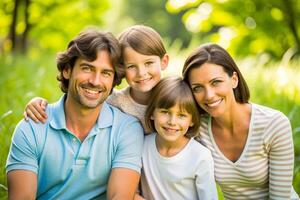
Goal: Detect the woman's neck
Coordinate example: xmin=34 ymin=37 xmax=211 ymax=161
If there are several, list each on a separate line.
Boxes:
xmin=212 ymin=103 xmax=251 ymax=133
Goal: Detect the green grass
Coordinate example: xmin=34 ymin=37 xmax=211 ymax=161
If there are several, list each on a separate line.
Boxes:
xmin=0 ymin=52 xmax=61 ymax=198
xmin=0 ymin=51 xmax=299 ymax=198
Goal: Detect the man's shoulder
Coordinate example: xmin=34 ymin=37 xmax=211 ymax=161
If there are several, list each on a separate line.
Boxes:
xmin=46 ymin=99 xmax=62 ymax=116
xmin=106 ymin=102 xmax=140 ymax=123
xmin=15 ymin=99 xmax=62 ymax=139
xmin=104 ymin=103 xmax=143 ymax=139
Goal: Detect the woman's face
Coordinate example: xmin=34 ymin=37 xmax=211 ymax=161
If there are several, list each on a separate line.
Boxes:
xmin=188 ymin=63 xmax=238 ymax=118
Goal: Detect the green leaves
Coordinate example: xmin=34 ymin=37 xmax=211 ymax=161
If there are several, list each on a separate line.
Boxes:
xmin=166 ymin=0 xmax=300 ymax=59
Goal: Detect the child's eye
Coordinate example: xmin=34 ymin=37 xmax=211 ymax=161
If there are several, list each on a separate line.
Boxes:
xmin=192 ymin=86 xmax=203 ymax=93
xmin=126 ymin=65 xmax=135 ymax=69
xmin=159 ymin=109 xmax=169 ymax=114
xmin=145 ymin=61 xmax=154 ymax=67
xmin=178 ymin=114 xmax=187 ymax=118
xmin=178 ymin=111 xmax=190 ymax=118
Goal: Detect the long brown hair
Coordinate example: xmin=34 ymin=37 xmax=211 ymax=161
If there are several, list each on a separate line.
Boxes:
xmin=182 ymin=43 xmax=250 ymax=106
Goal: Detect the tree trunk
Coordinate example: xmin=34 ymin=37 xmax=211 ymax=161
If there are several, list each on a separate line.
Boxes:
xmin=21 ymin=0 xmax=31 ymax=53
xmin=8 ymin=0 xmax=20 ymax=52
xmin=283 ymin=0 xmax=300 ymax=55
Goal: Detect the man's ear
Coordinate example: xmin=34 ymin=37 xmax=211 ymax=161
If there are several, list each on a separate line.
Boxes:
xmin=161 ymin=54 xmax=169 ymax=71
xmin=62 ymin=66 xmax=71 ymax=80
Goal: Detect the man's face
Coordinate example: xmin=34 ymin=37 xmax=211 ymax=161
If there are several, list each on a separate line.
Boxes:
xmin=63 ymin=50 xmax=115 ymax=109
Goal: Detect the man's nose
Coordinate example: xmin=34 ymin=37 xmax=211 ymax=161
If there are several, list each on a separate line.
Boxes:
xmin=89 ymin=72 xmax=103 ymax=86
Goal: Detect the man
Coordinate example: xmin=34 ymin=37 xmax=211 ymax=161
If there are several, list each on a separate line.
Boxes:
xmin=6 ymin=29 xmax=144 ymax=199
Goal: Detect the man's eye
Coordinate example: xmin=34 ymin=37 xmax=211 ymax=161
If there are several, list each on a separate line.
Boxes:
xmin=82 ymin=66 xmax=92 ymax=72
xmin=103 ymin=71 xmax=113 ymax=77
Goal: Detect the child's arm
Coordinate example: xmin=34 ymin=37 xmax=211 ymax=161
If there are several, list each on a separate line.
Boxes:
xmin=24 ymin=97 xmax=48 ymax=123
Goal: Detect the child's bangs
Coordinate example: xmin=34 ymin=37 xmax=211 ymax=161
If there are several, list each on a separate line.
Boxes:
xmin=156 ymin=86 xmax=194 ymax=113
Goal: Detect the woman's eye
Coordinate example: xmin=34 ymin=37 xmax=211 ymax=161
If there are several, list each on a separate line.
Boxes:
xmin=192 ymin=86 xmax=203 ymax=93
xmin=212 ymin=80 xmax=220 ymax=85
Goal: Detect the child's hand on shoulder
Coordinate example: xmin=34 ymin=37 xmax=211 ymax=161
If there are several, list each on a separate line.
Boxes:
xmin=24 ymin=97 xmax=48 ymax=123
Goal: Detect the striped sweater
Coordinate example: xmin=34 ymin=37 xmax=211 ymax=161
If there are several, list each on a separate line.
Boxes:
xmin=196 ymin=103 xmax=298 ymax=199
xmin=107 ymin=87 xmax=150 ymax=133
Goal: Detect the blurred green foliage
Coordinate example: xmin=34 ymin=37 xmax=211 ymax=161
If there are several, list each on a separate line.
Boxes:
xmin=0 ymin=0 xmax=299 ymax=198
xmin=0 ymin=0 xmax=110 ymax=53
xmin=166 ymin=0 xmax=300 ymax=59
xmin=1 ymin=0 xmax=299 ymax=59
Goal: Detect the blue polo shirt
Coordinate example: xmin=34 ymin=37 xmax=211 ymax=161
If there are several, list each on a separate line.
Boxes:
xmin=6 ymin=95 xmax=144 ymax=200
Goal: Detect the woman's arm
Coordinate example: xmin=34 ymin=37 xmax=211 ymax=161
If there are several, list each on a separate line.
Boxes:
xmin=267 ymin=112 xmax=294 ymax=199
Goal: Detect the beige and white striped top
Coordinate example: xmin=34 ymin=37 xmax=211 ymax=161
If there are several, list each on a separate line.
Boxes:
xmin=196 ymin=103 xmax=299 ymax=200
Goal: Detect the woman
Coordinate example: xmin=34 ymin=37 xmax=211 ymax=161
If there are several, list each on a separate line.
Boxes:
xmin=182 ymin=43 xmax=299 ymax=199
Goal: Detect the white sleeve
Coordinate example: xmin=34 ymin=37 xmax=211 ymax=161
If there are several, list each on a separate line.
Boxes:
xmin=195 ymin=153 xmax=218 ymax=200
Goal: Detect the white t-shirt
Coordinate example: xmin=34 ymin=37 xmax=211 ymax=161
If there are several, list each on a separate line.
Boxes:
xmin=141 ymin=133 xmax=218 ymax=200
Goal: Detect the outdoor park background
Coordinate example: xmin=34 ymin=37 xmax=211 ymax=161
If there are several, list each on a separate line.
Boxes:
xmin=0 ymin=0 xmax=300 ymax=198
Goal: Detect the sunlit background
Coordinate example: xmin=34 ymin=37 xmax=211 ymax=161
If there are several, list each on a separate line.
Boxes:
xmin=1 ymin=0 xmax=300 ymax=199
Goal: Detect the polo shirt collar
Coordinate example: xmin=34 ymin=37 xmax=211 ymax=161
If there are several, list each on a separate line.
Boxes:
xmin=50 ymin=95 xmax=113 ymax=130
xmin=96 ymin=101 xmax=113 ymax=129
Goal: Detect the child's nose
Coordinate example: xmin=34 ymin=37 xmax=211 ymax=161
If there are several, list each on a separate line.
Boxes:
xmin=137 ymin=66 xmax=147 ymax=76
xmin=167 ymin=115 xmax=176 ymax=125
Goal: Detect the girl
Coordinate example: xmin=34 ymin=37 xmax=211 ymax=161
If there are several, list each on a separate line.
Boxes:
xmin=182 ymin=43 xmax=299 ymax=199
xmin=23 ymin=25 xmax=169 ymax=134
xmin=141 ymin=76 xmax=218 ymax=200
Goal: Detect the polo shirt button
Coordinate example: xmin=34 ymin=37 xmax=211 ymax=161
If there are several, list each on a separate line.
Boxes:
xmin=72 ymin=138 xmax=77 ymax=143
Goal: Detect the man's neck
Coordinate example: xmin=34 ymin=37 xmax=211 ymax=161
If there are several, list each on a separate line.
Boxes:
xmin=64 ymin=96 xmax=102 ymax=141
